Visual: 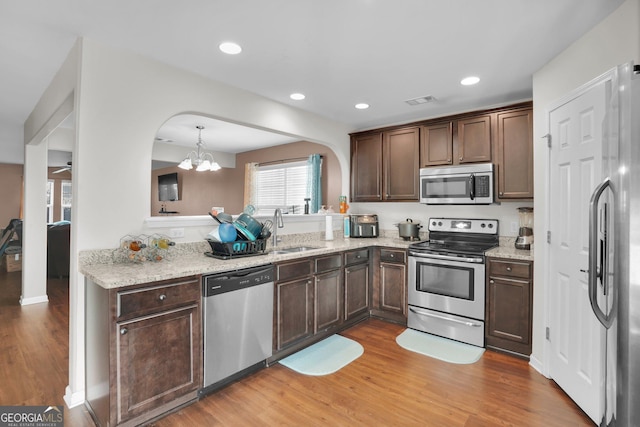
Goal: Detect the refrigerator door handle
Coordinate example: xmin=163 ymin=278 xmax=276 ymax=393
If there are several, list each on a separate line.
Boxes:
xmin=588 ymin=177 xmax=614 ymax=329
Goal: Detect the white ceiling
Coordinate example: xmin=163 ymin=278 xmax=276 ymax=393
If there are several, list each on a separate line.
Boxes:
xmin=0 ymin=0 xmax=624 ymax=159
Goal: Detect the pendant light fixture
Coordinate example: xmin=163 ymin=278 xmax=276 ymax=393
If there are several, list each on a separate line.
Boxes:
xmin=177 ymin=125 xmax=221 ymax=171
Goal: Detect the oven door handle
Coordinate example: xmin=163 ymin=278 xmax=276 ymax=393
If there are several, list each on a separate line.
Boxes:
xmin=409 ymin=307 xmax=483 ymax=328
xmin=409 ymin=251 xmax=484 ymax=264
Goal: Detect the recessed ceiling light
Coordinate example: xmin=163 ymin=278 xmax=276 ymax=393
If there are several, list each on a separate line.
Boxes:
xmin=355 ymin=103 xmax=370 ymax=110
xmin=461 ymin=76 xmax=480 ymax=86
xmin=219 ymin=42 xmax=242 ymax=55
xmin=290 ymin=93 xmax=305 ymax=100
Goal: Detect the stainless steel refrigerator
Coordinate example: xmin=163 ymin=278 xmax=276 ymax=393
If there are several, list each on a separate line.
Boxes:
xmin=588 ymin=61 xmax=640 ymax=426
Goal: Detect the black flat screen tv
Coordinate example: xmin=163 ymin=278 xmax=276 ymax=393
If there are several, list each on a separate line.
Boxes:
xmin=158 ymin=172 xmax=179 ymax=201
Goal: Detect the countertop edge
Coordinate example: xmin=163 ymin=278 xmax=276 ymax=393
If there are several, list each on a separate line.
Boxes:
xmin=81 ymin=236 xmax=534 ymax=289
xmin=81 ymin=237 xmax=412 ymax=289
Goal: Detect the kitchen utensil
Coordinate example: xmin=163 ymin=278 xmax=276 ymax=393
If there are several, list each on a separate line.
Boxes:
xmin=260 ymin=220 xmax=273 ymax=239
xmin=207 ymin=226 xmax=223 ymax=242
xmin=234 ymin=213 xmax=263 ymax=241
xmin=209 ymin=212 xmax=222 ymax=224
xmin=396 ymin=218 xmax=422 ymax=240
xmin=515 ymin=207 xmax=533 ymax=249
xmin=219 ymin=223 xmax=238 ymax=243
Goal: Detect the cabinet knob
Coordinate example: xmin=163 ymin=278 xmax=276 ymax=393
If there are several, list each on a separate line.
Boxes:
xmin=489 ymin=280 xmax=495 ymax=284
xmin=120 ymin=327 xmax=128 ymax=335
xmin=447 ymin=158 xmax=451 ymax=162
xmin=159 ymin=294 xmax=167 ymax=301
xmin=506 ymin=267 xmax=512 ymax=271
xmin=459 ymin=157 xmax=463 ymax=161
xmin=499 ymin=192 xmax=504 ymax=196
xmin=390 ymin=254 xmax=394 ymax=258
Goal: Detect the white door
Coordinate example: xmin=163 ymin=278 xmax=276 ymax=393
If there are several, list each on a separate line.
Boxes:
xmin=547 ymin=79 xmax=608 ymax=423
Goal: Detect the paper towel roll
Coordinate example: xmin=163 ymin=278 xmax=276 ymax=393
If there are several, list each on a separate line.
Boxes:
xmin=325 ymin=215 xmax=334 ymax=240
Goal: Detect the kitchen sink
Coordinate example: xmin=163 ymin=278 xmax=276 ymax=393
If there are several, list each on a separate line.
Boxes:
xmin=270 ymin=246 xmax=320 ymax=255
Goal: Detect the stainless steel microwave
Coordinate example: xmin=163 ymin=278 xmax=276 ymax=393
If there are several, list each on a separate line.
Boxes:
xmin=419 ymin=163 xmax=494 ymax=204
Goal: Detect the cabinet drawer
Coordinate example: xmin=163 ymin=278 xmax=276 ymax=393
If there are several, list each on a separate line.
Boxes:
xmin=117 ymin=277 xmax=200 ymax=318
xmin=380 ymin=248 xmax=406 ymax=264
xmin=344 ymin=249 xmax=369 ymax=266
xmin=488 ymin=258 xmax=531 ymax=279
xmin=315 ymin=254 xmax=342 ymax=273
xmin=276 ymin=259 xmax=313 ymax=282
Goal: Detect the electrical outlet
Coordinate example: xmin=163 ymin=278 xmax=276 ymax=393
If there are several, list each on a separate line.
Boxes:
xmin=169 ymin=228 xmax=185 ymax=238
xmin=510 ymin=221 xmax=518 ymax=233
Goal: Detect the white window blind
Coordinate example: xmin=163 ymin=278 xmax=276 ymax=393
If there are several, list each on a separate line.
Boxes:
xmin=255 ymin=160 xmax=308 ymax=212
xmin=46 ymin=180 xmax=54 ymax=223
xmin=61 ymin=180 xmax=72 ymax=221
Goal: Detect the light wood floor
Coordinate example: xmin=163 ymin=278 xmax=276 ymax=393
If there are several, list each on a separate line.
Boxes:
xmin=0 ymin=269 xmax=592 ymax=426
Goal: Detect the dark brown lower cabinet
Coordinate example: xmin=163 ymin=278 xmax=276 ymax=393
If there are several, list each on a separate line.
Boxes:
xmin=371 ymin=248 xmax=407 ymax=323
xmin=85 ymin=276 xmax=202 ymax=427
xmin=273 ymin=250 xmax=373 ymax=361
xmin=276 ymin=276 xmax=315 ymax=350
xmin=344 ymin=249 xmax=370 ymax=321
xmin=485 ymin=257 xmax=533 ymax=358
xmin=315 ymin=254 xmax=344 ymax=332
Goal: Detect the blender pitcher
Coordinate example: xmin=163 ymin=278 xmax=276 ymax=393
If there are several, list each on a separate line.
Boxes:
xmin=515 ymin=207 xmax=533 ymax=250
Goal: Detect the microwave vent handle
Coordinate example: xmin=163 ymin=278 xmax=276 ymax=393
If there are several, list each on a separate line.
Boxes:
xmin=469 ymin=173 xmax=475 ymax=200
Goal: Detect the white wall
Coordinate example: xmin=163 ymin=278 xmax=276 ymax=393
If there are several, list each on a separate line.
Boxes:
xmin=351 ymin=201 xmax=531 ymax=237
xmin=531 ymin=0 xmax=640 ymax=371
xmin=27 ymin=37 xmax=353 ymax=406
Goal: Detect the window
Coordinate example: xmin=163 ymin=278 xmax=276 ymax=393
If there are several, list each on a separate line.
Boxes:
xmin=61 ymin=180 xmax=72 ymax=221
xmin=46 ymin=180 xmax=54 ymax=223
xmin=255 ymin=161 xmax=309 ymax=213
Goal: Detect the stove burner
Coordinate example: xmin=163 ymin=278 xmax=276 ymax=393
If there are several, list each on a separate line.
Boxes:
xmin=409 ymin=218 xmax=499 ymax=256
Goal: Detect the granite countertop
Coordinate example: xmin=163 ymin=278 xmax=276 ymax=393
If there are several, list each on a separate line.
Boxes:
xmin=485 ymin=244 xmax=534 ymax=262
xmin=80 ymin=232 xmax=534 ymax=289
xmin=80 ymin=235 xmax=415 ymax=290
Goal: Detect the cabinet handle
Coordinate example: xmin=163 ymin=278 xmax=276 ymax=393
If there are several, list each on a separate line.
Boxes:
xmin=506 ymin=267 xmax=512 ymax=271
xmin=489 ymin=280 xmax=495 ymax=284
xmin=159 ymin=294 xmax=167 ymax=301
xmin=120 ymin=327 xmax=128 ymax=335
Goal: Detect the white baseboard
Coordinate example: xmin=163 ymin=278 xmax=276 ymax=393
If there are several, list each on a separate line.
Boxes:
xmin=529 ymin=355 xmax=547 ymax=377
xmin=64 ymin=385 xmax=85 ymax=409
xmin=20 ymin=295 xmax=49 ymax=305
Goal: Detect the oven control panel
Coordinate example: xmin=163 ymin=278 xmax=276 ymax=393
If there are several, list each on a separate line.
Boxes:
xmin=427 ymin=218 xmax=498 ymax=234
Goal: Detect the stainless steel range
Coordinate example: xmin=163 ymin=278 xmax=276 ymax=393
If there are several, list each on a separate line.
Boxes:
xmin=408 ymin=218 xmax=499 ymax=347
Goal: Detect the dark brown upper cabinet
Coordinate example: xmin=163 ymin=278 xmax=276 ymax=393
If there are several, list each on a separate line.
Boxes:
xmin=495 ymin=108 xmax=533 ymax=200
xmin=351 ymin=127 xmax=419 ymax=202
xmin=351 ymin=101 xmax=532 ymax=202
xmin=420 ymin=122 xmax=453 ymax=166
xmin=420 ymin=115 xmax=491 ymax=167
xmin=351 ymin=132 xmax=383 ymax=202
xmin=457 ymin=115 xmax=492 ymax=164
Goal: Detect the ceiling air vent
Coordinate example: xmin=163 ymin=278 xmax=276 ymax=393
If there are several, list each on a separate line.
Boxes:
xmin=405 ymin=95 xmax=437 ymax=106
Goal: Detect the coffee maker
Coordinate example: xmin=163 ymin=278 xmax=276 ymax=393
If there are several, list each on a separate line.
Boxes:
xmin=515 ymin=207 xmax=533 ymax=250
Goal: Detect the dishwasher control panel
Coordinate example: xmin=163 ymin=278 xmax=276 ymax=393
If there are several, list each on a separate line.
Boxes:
xmin=203 ymin=264 xmax=274 ymax=297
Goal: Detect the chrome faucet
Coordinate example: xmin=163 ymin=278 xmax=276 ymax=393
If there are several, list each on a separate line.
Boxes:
xmin=272 ymin=208 xmax=284 ymax=247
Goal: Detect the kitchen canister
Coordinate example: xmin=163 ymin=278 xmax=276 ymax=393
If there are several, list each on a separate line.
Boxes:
xmin=325 ymin=215 xmax=334 ymax=240
xmin=343 ymin=215 xmax=350 ymax=238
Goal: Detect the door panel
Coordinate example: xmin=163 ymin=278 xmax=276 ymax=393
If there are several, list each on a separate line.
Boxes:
xmin=548 ymin=82 xmax=606 ymax=424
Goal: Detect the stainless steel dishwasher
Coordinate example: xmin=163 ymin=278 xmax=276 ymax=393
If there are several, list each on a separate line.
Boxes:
xmin=201 ymin=264 xmax=274 ymax=396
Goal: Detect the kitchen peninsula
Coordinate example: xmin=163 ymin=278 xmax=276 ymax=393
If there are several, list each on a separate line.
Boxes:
xmin=81 ymin=232 xmax=532 ymax=427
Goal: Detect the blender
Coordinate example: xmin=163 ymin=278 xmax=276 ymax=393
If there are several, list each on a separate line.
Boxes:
xmin=515 ymin=207 xmax=533 ymax=250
